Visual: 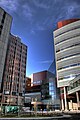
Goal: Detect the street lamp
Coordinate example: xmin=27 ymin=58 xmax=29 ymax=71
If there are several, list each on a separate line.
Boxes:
xmin=17 ymin=93 xmax=19 ymax=117
xmin=34 ymin=97 xmax=37 ymax=117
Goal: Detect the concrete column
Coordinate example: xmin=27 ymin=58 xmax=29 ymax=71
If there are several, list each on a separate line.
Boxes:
xmin=64 ymin=87 xmax=67 ymax=110
xmin=61 ymin=98 xmax=64 ymax=110
xmin=70 ymin=100 xmax=73 ymax=110
xmin=76 ymin=92 xmax=79 ymax=109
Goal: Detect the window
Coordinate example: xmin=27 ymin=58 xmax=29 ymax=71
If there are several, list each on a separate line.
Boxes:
xmin=55 ymin=25 xmax=80 ymax=38
xmin=12 ymin=92 xmax=16 ymax=96
xmin=0 ymin=25 xmax=3 ymax=29
xmin=5 ymin=96 xmax=8 ymax=103
xmin=49 ymin=86 xmax=54 ymax=91
xmin=1 ymin=19 xmax=4 ymax=24
xmin=0 ymin=30 xmax=1 ymax=35
xmin=77 ymin=80 xmax=80 ymax=86
xmin=3 ymin=11 xmax=6 ymax=18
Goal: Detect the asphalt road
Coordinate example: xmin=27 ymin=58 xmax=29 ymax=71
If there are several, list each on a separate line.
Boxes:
xmin=0 ymin=115 xmax=79 ymax=120
xmin=0 ymin=113 xmax=80 ymax=120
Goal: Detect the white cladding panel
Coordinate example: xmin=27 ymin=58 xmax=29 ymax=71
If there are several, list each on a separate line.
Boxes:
xmin=54 ymin=20 xmax=80 ymax=87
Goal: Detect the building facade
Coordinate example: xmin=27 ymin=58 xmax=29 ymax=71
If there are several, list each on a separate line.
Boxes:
xmin=2 ymin=34 xmax=27 ymax=106
xmin=0 ymin=8 xmax=27 ymax=111
xmin=0 ymin=7 xmax=12 ymax=94
xmin=54 ymin=19 xmax=80 ymax=110
xmin=25 ymin=71 xmax=60 ymax=110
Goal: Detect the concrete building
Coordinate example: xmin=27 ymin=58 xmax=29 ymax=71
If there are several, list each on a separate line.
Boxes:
xmin=67 ymin=75 xmax=80 ymax=110
xmin=0 ymin=8 xmax=27 ymax=112
xmin=2 ymin=34 xmax=27 ymax=106
xmin=25 ymin=71 xmax=60 ymax=111
xmin=0 ymin=7 xmax=12 ymax=95
xmin=54 ymin=19 xmax=80 ymax=110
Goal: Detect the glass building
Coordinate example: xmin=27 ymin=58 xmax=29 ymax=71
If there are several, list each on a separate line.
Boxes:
xmin=25 ymin=71 xmax=60 ymax=110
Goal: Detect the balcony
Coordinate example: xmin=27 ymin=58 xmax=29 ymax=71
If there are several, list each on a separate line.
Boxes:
xmin=67 ymin=75 xmax=80 ymax=94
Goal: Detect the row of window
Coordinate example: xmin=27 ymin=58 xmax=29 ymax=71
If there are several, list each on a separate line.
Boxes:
xmin=58 ymin=63 xmax=80 ymax=70
xmin=4 ymin=83 xmax=24 ymax=94
xmin=10 ymin=38 xmax=27 ymax=53
xmin=58 ymin=74 xmax=80 ymax=81
xmin=57 ymin=53 xmax=80 ymax=62
xmin=55 ymin=25 xmax=80 ymax=38
xmin=15 ymin=41 xmax=26 ymax=50
xmin=67 ymin=79 xmax=80 ymax=91
xmin=0 ymin=11 xmax=6 ymax=35
xmin=4 ymin=82 xmax=10 ymax=89
xmin=4 ymin=96 xmax=18 ymax=104
xmin=55 ymin=32 xmax=80 ymax=45
xmin=56 ymin=42 xmax=80 ymax=53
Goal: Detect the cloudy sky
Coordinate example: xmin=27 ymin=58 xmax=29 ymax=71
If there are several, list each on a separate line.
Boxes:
xmin=0 ymin=0 xmax=80 ymax=76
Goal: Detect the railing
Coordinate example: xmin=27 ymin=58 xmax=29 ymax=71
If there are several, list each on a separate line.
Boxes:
xmin=67 ymin=75 xmax=80 ymax=94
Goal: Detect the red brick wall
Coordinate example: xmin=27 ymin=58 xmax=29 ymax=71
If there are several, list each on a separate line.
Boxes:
xmin=33 ymin=71 xmax=47 ymax=82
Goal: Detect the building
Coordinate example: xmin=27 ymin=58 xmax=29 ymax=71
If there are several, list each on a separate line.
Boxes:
xmin=0 ymin=7 xmax=27 ymax=112
xmin=25 ymin=70 xmax=60 ymax=111
xmin=25 ymin=77 xmax=41 ymax=110
xmin=25 ymin=77 xmax=31 ymax=93
xmin=25 ymin=77 xmax=41 ymax=93
xmin=67 ymin=75 xmax=80 ymax=110
xmin=0 ymin=7 xmax=12 ymax=95
xmin=2 ymin=34 xmax=27 ymax=107
xmin=54 ymin=19 xmax=80 ymax=110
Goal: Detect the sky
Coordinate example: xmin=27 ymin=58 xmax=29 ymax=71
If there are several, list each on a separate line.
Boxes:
xmin=0 ymin=0 xmax=80 ymax=76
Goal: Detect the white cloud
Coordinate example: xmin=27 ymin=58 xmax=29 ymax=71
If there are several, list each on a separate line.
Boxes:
xmin=22 ymin=4 xmax=33 ymax=21
xmin=33 ymin=0 xmax=50 ymax=9
xmin=31 ymin=30 xmax=35 ymax=34
xmin=0 ymin=0 xmax=19 ymax=13
xmin=38 ymin=60 xmax=53 ymax=64
xmin=59 ymin=2 xmax=80 ymax=19
xmin=66 ymin=3 xmax=80 ymax=17
xmin=35 ymin=23 xmax=46 ymax=30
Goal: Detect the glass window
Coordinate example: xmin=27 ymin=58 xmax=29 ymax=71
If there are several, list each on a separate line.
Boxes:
xmin=49 ymin=86 xmax=54 ymax=90
xmin=77 ymin=80 xmax=80 ymax=86
xmin=49 ymin=82 xmax=54 ymax=86
xmin=51 ymin=92 xmax=55 ymax=95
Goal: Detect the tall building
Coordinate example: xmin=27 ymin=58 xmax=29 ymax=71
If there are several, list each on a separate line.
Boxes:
xmin=54 ymin=19 xmax=80 ymax=110
xmin=0 ymin=7 xmax=12 ymax=94
xmin=0 ymin=7 xmax=27 ymax=111
xmin=2 ymin=34 xmax=27 ymax=106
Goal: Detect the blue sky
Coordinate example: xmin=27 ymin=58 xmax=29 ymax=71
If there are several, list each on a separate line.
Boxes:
xmin=0 ymin=0 xmax=80 ymax=76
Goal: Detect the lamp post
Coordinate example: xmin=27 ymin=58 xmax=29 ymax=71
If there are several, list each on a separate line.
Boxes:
xmin=47 ymin=104 xmax=49 ymax=113
xmin=0 ymin=102 xmax=2 ymax=115
xmin=17 ymin=93 xmax=19 ymax=117
xmin=34 ymin=97 xmax=37 ymax=117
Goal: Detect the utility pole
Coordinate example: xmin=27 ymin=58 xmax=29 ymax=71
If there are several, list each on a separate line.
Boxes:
xmin=34 ymin=97 xmax=37 ymax=117
xmin=17 ymin=93 xmax=19 ymax=117
xmin=0 ymin=102 xmax=2 ymax=115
